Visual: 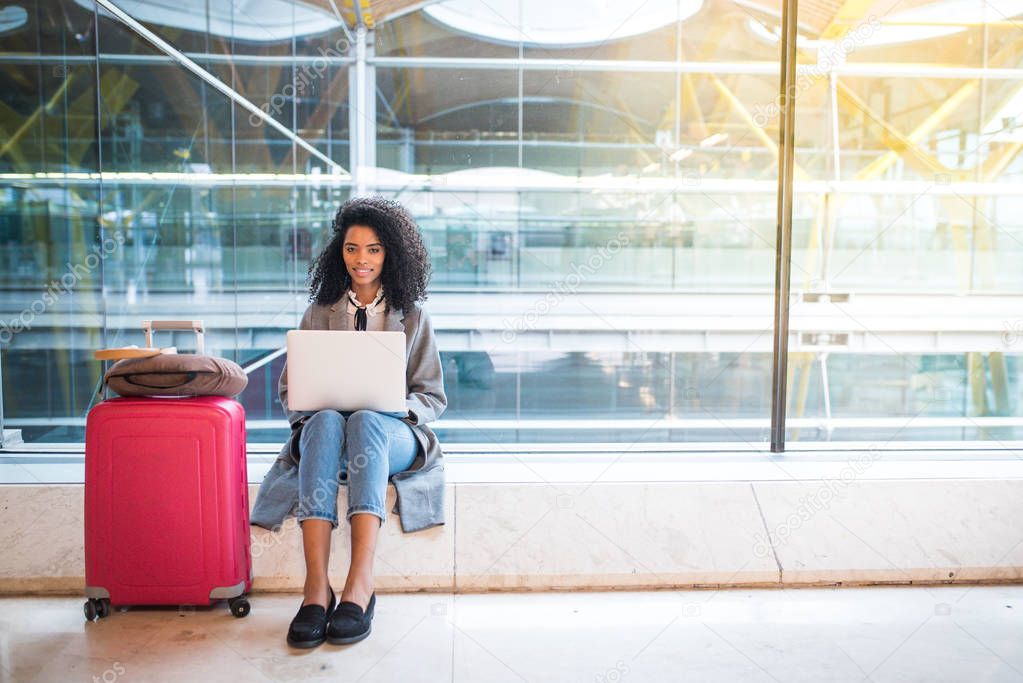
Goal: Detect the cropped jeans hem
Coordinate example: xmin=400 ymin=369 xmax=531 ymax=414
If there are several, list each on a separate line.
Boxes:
xmin=296 ymin=511 xmax=340 ymax=528
xmin=347 ymin=504 xmax=387 ymax=526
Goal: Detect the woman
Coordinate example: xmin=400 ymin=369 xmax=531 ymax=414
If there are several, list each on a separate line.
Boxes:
xmin=250 ymin=196 xmax=447 ymax=648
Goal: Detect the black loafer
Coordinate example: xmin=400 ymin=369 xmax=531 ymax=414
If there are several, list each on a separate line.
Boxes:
xmin=287 ymin=587 xmax=336 ymax=648
xmin=327 ymin=592 xmax=375 ymax=645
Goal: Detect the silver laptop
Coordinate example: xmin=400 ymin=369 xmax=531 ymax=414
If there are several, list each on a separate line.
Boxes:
xmin=286 ymin=330 xmax=407 ymax=415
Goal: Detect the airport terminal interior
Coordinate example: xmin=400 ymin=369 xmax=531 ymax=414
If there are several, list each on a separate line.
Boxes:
xmin=2 ymin=1 xmax=1023 ymax=681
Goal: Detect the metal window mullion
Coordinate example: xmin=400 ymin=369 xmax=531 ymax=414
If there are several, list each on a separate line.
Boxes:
xmin=229 ymin=0 xmax=241 ymax=371
xmin=10 ymin=54 xmax=1023 ymax=79
xmin=769 ymin=0 xmax=798 ymax=453
xmin=92 ymin=2 xmax=110 ymax=404
xmin=352 ymin=25 xmax=369 ymax=194
xmin=820 ymin=352 xmax=833 ymax=441
xmin=517 ymin=0 xmax=523 ymax=168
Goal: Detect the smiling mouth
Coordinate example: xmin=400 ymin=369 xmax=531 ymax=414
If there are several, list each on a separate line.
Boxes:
xmin=353 ymin=268 xmax=373 ymax=276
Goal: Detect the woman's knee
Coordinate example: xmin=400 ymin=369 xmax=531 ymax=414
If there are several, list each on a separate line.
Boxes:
xmin=304 ymin=409 xmax=346 ymax=438
xmin=345 ymin=411 xmax=391 ymax=453
xmin=342 ymin=412 xmax=390 ymax=476
xmin=298 ymin=410 xmax=346 ymax=463
xmin=346 ymin=409 xmax=384 ymax=432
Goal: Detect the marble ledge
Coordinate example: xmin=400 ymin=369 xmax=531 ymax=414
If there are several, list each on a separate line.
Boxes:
xmin=2 ymin=479 xmax=1023 ymax=593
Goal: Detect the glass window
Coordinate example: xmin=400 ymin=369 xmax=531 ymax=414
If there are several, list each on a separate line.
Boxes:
xmin=786 ymin=4 xmax=1023 ymax=442
xmin=5 ymin=1 xmax=1018 ymax=448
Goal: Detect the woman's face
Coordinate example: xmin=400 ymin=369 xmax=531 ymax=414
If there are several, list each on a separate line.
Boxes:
xmin=342 ymin=224 xmax=385 ymax=288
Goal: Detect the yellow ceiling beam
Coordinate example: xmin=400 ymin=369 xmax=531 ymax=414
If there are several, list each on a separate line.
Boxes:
xmin=976 ymin=79 xmax=1023 ymax=181
xmin=835 ymin=82 xmax=950 ymax=175
xmin=852 ymin=35 xmax=1023 ymax=181
xmin=854 ymin=82 xmax=976 ymax=180
xmin=980 ymin=140 xmax=1023 ymax=181
xmin=342 ymin=0 xmax=375 ymax=28
xmin=681 ymin=73 xmax=708 ymax=140
xmin=819 ymin=0 xmax=879 ymax=41
xmin=361 ymin=0 xmax=375 ymax=28
xmin=0 ymin=75 xmax=73 ymax=166
xmin=709 ymin=74 xmax=810 ymax=181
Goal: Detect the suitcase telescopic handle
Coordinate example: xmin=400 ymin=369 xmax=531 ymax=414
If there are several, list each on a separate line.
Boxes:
xmin=141 ymin=320 xmax=205 ymax=354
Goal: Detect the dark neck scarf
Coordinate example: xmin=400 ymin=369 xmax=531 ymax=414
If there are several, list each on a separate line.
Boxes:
xmin=348 ymin=288 xmax=382 ymax=331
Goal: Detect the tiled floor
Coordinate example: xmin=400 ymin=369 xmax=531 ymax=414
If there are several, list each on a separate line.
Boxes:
xmin=3 ymin=585 xmax=1023 ymax=682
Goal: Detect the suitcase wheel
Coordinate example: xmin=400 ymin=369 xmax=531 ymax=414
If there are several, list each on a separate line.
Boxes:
xmin=84 ymin=598 xmax=111 ymax=621
xmin=229 ymin=596 xmax=250 ymax=618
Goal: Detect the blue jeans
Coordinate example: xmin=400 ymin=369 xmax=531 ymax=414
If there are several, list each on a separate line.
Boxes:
xmin=296 ymin=409 xmax=419 ymax=528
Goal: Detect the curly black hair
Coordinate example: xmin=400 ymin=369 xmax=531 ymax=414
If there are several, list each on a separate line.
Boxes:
xmin=306 ymin=196 xmax=432 ymax=314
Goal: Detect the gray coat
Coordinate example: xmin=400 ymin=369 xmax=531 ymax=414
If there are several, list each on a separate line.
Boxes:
xmin=249 ymin=298 xmax=447 ymax=533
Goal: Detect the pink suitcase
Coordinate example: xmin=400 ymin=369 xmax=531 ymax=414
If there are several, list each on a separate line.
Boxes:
xmin=84 ymin=395 xmax=252 ymax=620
